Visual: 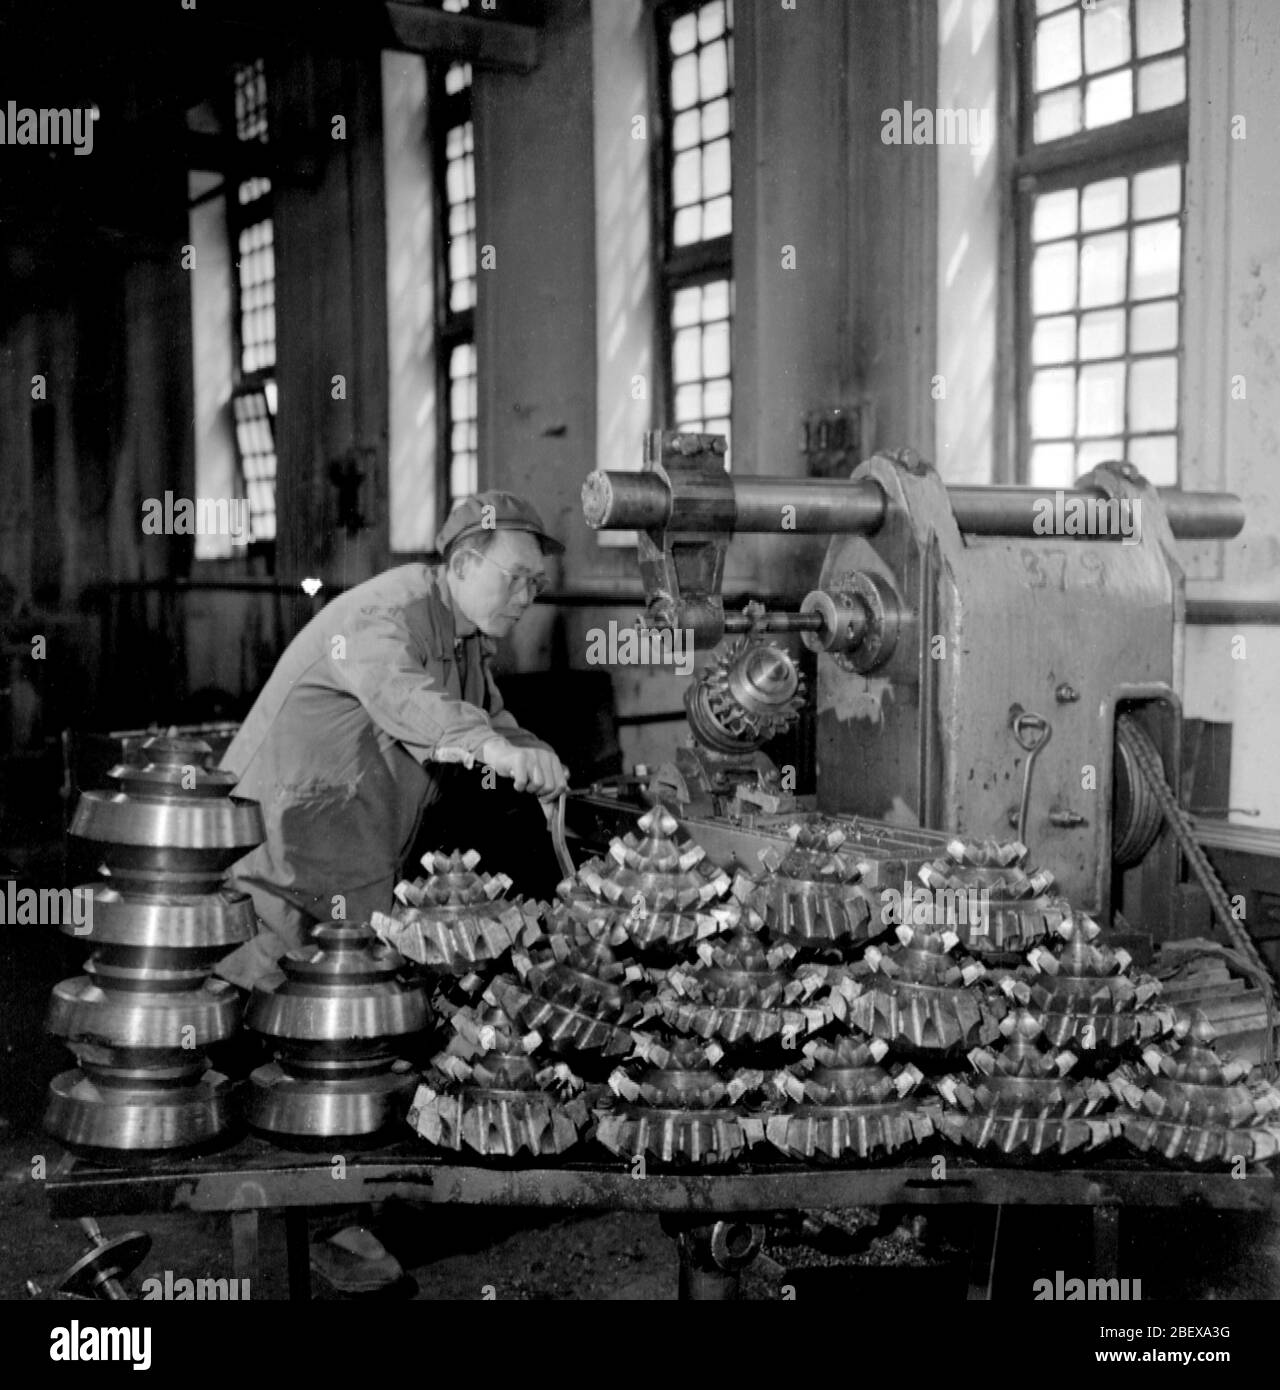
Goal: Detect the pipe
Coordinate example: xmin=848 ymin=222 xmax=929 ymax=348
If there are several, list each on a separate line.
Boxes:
xmin=582 ymin=471 xmax=1245 ymax=542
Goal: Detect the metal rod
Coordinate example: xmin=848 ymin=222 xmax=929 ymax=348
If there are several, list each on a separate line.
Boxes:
xmin=582 ymin=471 xmax=1245 ymax=541
xmin=1185 ymin=598 xmax=1280 ymax=626
xmin=721 ymin=611 xmax=824 ymax=633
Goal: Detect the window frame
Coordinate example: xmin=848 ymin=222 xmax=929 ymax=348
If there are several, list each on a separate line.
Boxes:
xmin=650 ymin=0 xmax=735 ymax=451
xmin=427 ymin=57 xmax=477 ymax=518
xmin=1007 ymin=0 xmax=1189 ymax=487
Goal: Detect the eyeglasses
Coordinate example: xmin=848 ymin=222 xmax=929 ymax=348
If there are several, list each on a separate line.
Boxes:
xmin=462 ymin=549 xmax=551 ymax=600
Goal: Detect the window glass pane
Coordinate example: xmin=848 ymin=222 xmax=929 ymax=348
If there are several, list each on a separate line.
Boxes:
xmin=1085 ymin=68 xmax=1133 ymax=128
xmin=1132 ymin=164 xmax=1180 ymax=220
xmin=1036 ymin=0 xmax=1073 ymax=13
xmin=1126 ymin=433 xmax=1178 ymax=484
xmin=1033 ymin=241 xmax=1078 ymax=314
xmin=1077 ymin=439 xmax=1124 ymax=472
xmin=1033 ymin=188 xmax=1078 ymax=242
xmin=1036 ymin=10 xmax=1081 ymax=91
xmin=1084 ymin=2 xmax=1131 ymax=73
xmin=1137 ymin=55 xmax=1186 ymax=112
xmin=1136 ymin=0 xmax=1184 ymax=58
xmin=674 ymin=326 xmax=702 ymax=382
xmin=702 ymin=279 xmax=730 ymax=319
xmin=1079 ymin=307 xmax=1126 ymax=359
xmin=1079 ymin=231 xmax=1127 ymax=308
xmin=672 ymin=109 xmax=700 ymax=151
xmin=1131 ymin=219 xmax=1180 ymax=299
xmin=703 ymin=320 xmax=730 ymax=377
xmin=670 ymin=13 xmax=698 ymax=55
xmin=1033 ymin=315 xmax=1077 ymax=365
xmin=1030 ymin=442 xmax=1076 ymax=487
xmin=1129 ymin=355 xmax=1178 ymax=431
xmin=671 ymin=52 xmax=699 ymax=110
xmin=1078 ymin=360 xmax=1126 ymax=435
xmin=702 ymin=97 xmax=731 ymax=141
xmin=702 ymin=196 xmax=731 ymax=239
xmin=1081 ymin=177 xmax=1127 ymax=231
xmin=698 ymin=1 xmax=726 ymax=43
xmin=1130 ymin=300 xmax=1178 ymax=353
xmin=673 ymin=206 xmax=702 ymax=246
xmin=672 ymin=285 xmax=702 ymax=328
xmin=1035 ymin=87 xmax=1082 ymax=142
xmin=699 ymin=39 xmax=729 ymax=99
xmin=703 ymin=137 xmax=731 ymax=198
xmin=1031 ymin=367 xmax=1076 ymax=438
xmin=672 ymin=149 xmax=701 ymax=207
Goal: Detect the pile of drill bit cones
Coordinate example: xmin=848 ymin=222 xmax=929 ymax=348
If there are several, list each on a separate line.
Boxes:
xmin=934 ymin=1008 xmax=1121 ymax=1159
xmin=915 ymin=838 xmax=1066 ymax=956
xmin=1108 ymin=1014 xmax=1280 ymax=1166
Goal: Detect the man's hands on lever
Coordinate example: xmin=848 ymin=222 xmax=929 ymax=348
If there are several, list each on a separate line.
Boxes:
xmin=481 ymin=737 xmax=569 ymax=799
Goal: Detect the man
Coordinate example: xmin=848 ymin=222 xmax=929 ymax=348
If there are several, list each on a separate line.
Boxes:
xmin=215 ymin=490 xmax=569 ymax=991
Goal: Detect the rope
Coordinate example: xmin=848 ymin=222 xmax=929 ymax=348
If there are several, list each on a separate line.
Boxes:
xmin=1116 ymin=712 xmax=1277 ymax=1077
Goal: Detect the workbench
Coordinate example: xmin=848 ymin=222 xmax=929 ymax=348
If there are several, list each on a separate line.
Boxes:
xmin=46 ymin=1137 xmax=1278 ymax=1300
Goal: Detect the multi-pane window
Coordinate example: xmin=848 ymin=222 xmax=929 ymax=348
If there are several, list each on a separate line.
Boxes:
xmin=1017 ymin=0 xmax=1187 ymax=487
xmin=230 ymin=59 xmax=278 ymax=542
xmin=431 ymin=23 xmax=478 ymax=510
xmin=657 ymin=0 xmax=734 ymax=459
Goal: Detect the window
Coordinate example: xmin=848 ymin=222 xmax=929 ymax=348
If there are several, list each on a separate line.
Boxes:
xmin=230 ymin=58 xmax=279 ymax=543
xmin=1015 ymin=0 xmax=1187 ymax=487
xmin=656 ymin=0 xmax=734 ymax=460
xmin=433 ymin=1 xmax=478 ymax=508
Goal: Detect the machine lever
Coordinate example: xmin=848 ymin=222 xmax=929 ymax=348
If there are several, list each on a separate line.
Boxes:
xmin=1010 ymin=710 xmax=1053 ymax=847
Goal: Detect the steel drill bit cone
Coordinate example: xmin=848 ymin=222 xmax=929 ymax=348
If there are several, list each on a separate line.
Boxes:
xmin=657 ymin=915 xmax=841 ymax=1047
xmin=1109 ymin=1014 xmax=1280 ymax=1166
xmin=44 ymin=735 xmax=264 ymax=1157
xmin=594 ymin=1033 xmax=767 ymax=1166
xmin=1002 ymin=910 xmax=1173 ymax=1058
xmin=743 ymin=821 xmax=878 ymax=950
xmin=409 ymin=1000 xmax=589 ymax=1158
xmin=934 ymin=1008 xmax=1120 ymax=1160
xmin=370 ymin=848 xmax=545 ymax=978
xmin=245 ymin=921 xmax=428 ymax=1143
xmin=913 ymin=838 xmax=1065 ymax=957
xmin=488 ymin=927 xmax=649 ymax=1062
xmin=764 ymin=1035 xmax=936 ymax=1162
xmin=558 ymin=805 xmax=736 ymax=955
xmin=848 ymin=923 xmax=1004 ymax=1055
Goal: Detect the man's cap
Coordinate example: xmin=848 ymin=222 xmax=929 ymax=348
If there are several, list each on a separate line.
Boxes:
xmin=435 ymin=490 xmax=565 ymax=556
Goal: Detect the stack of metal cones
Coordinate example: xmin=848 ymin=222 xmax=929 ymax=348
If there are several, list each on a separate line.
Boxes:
xmin=1109 ymin=1013 xmax=1280 ymax=1166
xmin=1002 ymin=911 xmax=1173 ymax=1056
xmin=934 ymin=1008 xmax=1121 ymax=1159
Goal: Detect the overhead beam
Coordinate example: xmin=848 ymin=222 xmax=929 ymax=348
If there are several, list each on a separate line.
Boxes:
xmin=383 ymin=4 xmax=539 ymax=71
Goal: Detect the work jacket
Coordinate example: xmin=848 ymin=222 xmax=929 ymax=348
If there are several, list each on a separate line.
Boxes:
xmin=216 ymin=563 xmax=543 ymax=980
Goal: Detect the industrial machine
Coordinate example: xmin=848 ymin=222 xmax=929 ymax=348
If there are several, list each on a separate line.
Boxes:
xmin=580 ymin=430 xmax=1248 ymax=955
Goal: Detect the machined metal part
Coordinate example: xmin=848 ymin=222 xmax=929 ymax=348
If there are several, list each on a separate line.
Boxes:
xmin=246 ymin=921 xmax=428 ymax=1143
xmin=800 ymin=570 xmax=900 ymax=673
xmin=686 ymin=638 xmax=806 ymax=755
xmin=45 ymin=1068 xmax=235 ymax=1156
xmin=1004 ymin=911 xmax=1173 ymax=1056
xmin=54 ymin=1218 xmax=151 ymax=1301
xmin=582 ymin=461 xmax=1245 ymax=541
xmin=935 ymin=1009 xmax=1121 ymax=1159
xmin=45 ymin=735 xmax=265 ymax=1157
xmin=1109 ymin=1015 xmax=1280 ymax=1165
xmin=245 ymin=1063 xmax=419 ymax=1143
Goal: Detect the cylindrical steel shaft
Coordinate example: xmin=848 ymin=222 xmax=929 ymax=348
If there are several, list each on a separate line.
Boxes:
xmin=721 ymin=611 xmax=824 ymax=634
xmin=582 ymin=471 xmax=1245 ymax=541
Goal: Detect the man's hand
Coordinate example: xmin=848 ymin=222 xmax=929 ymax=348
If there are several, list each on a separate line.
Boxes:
xmin=481 ymin=738 xmax=568 ymax=798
